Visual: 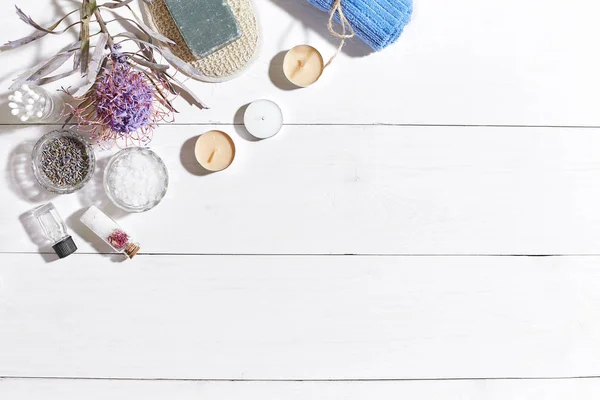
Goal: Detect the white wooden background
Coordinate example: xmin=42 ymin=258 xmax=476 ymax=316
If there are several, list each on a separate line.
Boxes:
xmin=2 ymin=0 xmax=600 ymax=398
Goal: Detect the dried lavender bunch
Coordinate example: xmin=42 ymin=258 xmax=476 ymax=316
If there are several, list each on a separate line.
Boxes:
xmin=2 ymin=0 xmax=207 ymax=145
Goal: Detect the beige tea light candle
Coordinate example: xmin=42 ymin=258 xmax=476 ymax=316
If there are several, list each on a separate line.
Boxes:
xmin=195 ymin=130 xmax=236 ymax=172
xmin=283 ymin=45 xmax=324 ymax=87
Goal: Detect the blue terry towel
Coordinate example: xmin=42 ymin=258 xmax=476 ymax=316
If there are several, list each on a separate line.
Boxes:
xmin=306 ymin=0 xmax=413 ymax=51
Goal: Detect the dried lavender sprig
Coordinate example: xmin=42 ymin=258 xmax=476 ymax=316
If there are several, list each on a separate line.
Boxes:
xmin=40 ymin=136 xmax=91 ymax=187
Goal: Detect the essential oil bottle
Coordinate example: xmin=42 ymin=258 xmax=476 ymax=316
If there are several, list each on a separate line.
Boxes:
xmin=80 ymin=205 xmax=140 ymax=259
xmin=33 ymin=203 xmax=77 ymax=258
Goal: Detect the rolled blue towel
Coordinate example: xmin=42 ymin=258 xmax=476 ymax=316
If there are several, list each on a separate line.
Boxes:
xmin=306 ymin=0 xmax=413 ymax=51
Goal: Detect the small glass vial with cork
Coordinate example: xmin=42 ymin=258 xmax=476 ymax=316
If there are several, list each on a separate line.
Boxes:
xmin=33 ymin=203 xmax=77 ymax=259
xmin=80 ymin=205 xmax=140 ymax=259
xmin=8 ymin=84 xmax=64 ymax=123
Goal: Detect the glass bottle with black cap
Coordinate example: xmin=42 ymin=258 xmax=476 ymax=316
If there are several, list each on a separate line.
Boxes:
xmin=33 ymin=203 xmax=77 ymax=258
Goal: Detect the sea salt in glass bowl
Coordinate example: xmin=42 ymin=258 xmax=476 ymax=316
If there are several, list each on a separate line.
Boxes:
xmin=31 ymin=129 xmax=96 ymax=194
xmin=104 ymin=147 xmax=169 ymax=213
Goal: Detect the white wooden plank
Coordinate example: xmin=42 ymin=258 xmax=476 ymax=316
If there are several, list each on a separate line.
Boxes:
xmin=3 ymin=125 xmax=600 ymax=255
xmin=0 ymin=0 xmax=599 ymax=125
xmin=2 ymin=254 xmax=600 ymax=379
xmin=3 ymin=378 xmax=600 ymax=400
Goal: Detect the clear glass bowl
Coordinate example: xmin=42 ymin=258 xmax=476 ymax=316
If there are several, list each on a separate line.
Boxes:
xmin=10 ymin=84 xmax=65 ymax=123
xmin=31 ymin=129 xmax=96 ymax=194
xmin=103 ymin=147 xmax=169 ymax=213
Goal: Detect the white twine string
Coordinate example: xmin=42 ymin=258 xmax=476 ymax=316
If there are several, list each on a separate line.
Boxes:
xmin=324 ymin=0 xmax=356 ymax=69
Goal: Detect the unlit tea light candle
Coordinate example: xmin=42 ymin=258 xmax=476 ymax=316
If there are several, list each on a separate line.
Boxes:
xmin=195 ymin=130 xmax=236 ymax=171
xmin=283 ymin=45 xmax=324 ymax=87
xmin=244 ymin=100 xmax=283 ymax=139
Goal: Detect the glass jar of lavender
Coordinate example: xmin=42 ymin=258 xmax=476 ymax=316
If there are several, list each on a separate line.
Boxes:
xmin=31 ymin=129 xmax=96 ymax=194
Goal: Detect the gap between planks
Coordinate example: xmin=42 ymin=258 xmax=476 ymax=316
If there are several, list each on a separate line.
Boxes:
xmin=3 ymin=376 xmax=600 ymax=382
xmin=4 ymin=252 xmax=600 ymax=257
xmin=0 ymin=123 xmax=600 ymax=129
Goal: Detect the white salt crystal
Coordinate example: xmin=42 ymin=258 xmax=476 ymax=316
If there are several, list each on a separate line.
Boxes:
xmin=107 ymin=151 xmax=167 ymax=209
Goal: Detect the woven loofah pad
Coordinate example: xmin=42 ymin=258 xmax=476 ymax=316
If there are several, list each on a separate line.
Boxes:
xmin=145 ymin=0 xmax=260 ymax=82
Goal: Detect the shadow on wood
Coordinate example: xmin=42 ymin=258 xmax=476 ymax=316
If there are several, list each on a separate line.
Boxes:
xmin=268 ymin=51 xmax=299 ymax=91
xmin=6 ymin=140 xmax=56 ymax=203
xmin=233 ymin=103 xmax=261 ymax=142
xmin=18 ymin=209 xmax=60 ymax=263
xmin=268 ymin=0 xmax=373 ymax=58
xmin=76 ymin=156 xmax=129 ymax=221
xmin=180 ymin=135 xmax=214 ymax=176
xmin=66 ymin=208 xmax=127 ymax=263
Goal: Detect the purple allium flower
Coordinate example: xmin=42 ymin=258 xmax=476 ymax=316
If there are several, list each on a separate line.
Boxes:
xmin=94 ymin=62 xmax=154 ymax=134
xmin=68 ymin=52 xmax=174 ymax=148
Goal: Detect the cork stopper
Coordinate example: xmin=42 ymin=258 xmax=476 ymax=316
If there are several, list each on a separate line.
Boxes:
xmin=124 ymin=242 xmax=140 ymax=259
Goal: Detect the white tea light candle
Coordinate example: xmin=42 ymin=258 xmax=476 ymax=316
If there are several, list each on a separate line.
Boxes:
xmin=244 ymin=100 xmax=283 ymax=139
xmin=195 ymin=130 xmax=236 ymax=172
xmin=283 ymin=45 xmax=324 ymax=87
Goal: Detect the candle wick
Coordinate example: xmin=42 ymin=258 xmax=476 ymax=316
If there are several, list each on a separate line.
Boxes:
xmin=207 ymin=149 xmax=216 ymax=164
xmin=261 ymin=117 xmax=265 ymax=121
xmin=297 ymin=60 xmax=304 ymax=68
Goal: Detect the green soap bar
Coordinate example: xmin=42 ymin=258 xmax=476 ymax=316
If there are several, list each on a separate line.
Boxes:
xmin=164 ymin=0 xmax=241 ymax=58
